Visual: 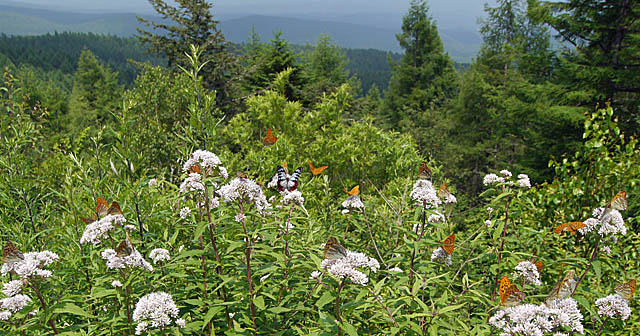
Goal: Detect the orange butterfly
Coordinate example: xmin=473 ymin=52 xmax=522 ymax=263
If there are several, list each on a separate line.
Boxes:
xmin=96 ymin=198 xmax=123 ymax=217
xmin=115 ymin=231 xmax=134 ymax=257
xmin=546 ymin=270 xmax=577 ymax=303
xmin=535 ymin=260 xmax=543 ymax=273
xmin=438 ymin=183 xmax=451 ymax=199
xmin=615 ymin=279 xmax=636 ymax=300
xmin=2 ymin=241 xmax=24 ymax=264
xmin=553 ymin=221 xmax=585 ymax=235
xmin=442 ymin=234 xmax=455 ymax=255
xmin=344 ymin=185 xmax=360 ymax=196
xmin=499 ymin=276 xmax=525 ymax=306
xmin=80 ymin=214 xmax=98 ymax=225
xmin=324 ymin=237 xmax=348 ymax=260
xmin=263 ymin=128 xmax=277 ymax=146
xmin=308 ymin=161 xmax=328 ymax=175
xmin=608 ymin=191 xmax=628 ymax=211
xmin=189 ymin=164 xmax=202 ymax=174
xmin=237 ymin=171 xmax=249 ymax=179
xmin=418 ymin=161 xmax=431 ymax=179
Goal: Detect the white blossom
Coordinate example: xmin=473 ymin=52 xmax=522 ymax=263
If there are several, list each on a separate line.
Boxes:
xmin=444 ymin=194 xmax=457 ymax=204
xmin=598 ymin=209 xmax=626 ymax=237
xmin=342 ymin=195 xmax=364 ymax=211
xmin=428 ymin=211 xmax=445 ymax=223
xmin=0 ymin=311 xmax=10 ymax=320
xmin=80 ymin=214 xmax=126 ymax=245
xmin=500 ymin=170 xmax=512 ymax=177
xmin=267 ymin=174 xmax=279 ymax=189
xmin=1 ymin=251 xmax=59 ymax=279
xmin=578 ymin=218 xmax=599 ymax=235
xmin=235 ymin=213 xmax=245 ymax=223
xmin=182 ymin=150 xmax=227 ymax=178
xmin=135 ymin=321 xmax=148 ymax=335
xmin=219 ymin=177 xmax=271 ymax=214
xmin=101 ymin=248 xmax=153 ymax=272
xmin=600 ymin=245 xmax=612 ymax=255
xmin=179 ymin=207 xmax=191 ymax=219
xmin=176 ymin=318 xmax=186 ymax=328
xmin=2 ymin=280 xmax=24 ymax=297
xmin=517 ymin=174 xmax=531 ymax=188
xmin=410 ymin=179 xmax=441 ymax=208
xmin=149 ymin=249 xmax=170 ymax=264
xmin=111 ymin=280 xmax=123 ymax=288
xmin=388 ymin=267 xmax=403 ymax=273
xmin=0 ymin=294 xmax=31 ymax=313
xmin=595 ymin=294 xmax=631 ymax=320
xmin=148 ymin=178 xmax=158 ymax=187
xmin=124 ymin=225 xmax=136 ymax=231
xmin=490 ymin=298 xmax=584 ymax=335
xmin=485 ymin=219 xmax=493 ymax=228
xmin=133 ymin=292 xmax=179 ymax=331
xmin=483 ymin=173 xmax=505 ymax=186
xmin=179 ymin=173 xmax=205 ymax=195
xmin=321 ymin=250 xmax=379 ymax=285
xmin=430 ymin=247 xmax=452 ymax=266
xmin=310 ymin=271 xmax=322 ymax=279
xmin=282 ymin=190 xmax=304 ymax=206
xmin=513 ymin=261 xmax=542 ymax=286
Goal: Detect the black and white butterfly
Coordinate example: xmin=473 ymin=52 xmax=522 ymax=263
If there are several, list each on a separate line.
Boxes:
xmin=276 ymin=166 xmax=303 ymax=192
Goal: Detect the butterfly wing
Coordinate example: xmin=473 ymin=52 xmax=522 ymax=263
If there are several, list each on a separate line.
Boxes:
xmin=546 ymin=270 xmax=576 ymax=303
xmin=237 ymin=171 xmax=249 ymax=179
xmin=308 ymin=161 xmax=328 ymax=175
xmin=554 ymin=222 xmax=585 ymax=235
xmin=442 ymin=234 xmax=455 ymax=255
xmin=437 ymin=183 xmax=451 ymax=199
xmin=189 ymin=164 xmax=202 ymax=174
xmin=418 ymin=161 xmax=431 ymax=179
xmin=115 ymin=232 xmax=134 ymax=257
xmin=96 ymin=197 xmax=109 ymax=217
xmin=276 ymin=166 xmax=288 ymax=192
xmin=263 ymin=128 xmax=277 ymax=146
xmin=324 ymin=237 xmax=348 ymax=260
xmin=2 ymin=241 xmax=24 ymax=264
xmin=108 ymin=201 xmax=122 ymax=215
xmin=615 ymin=279 xmax=636 ymax=300
xmin=81 ymin=217 xmax=95 ymax=224
xmin=535 ymin=260 xmax=543 ymax=273
xmin=345 ymin=185 xmax=360 ymax=196
xmin=499 ymin=276 xmax=524 ymax=306
xmin=609 ymin=191 xmax=628 ymax=211
xmin=287 ymin=167 xmax=303 ymax=191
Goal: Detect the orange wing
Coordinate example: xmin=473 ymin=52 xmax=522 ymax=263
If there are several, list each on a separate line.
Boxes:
xmin=609 ymin=191 xmax=628 ymax=211
xmin=308 ymin=161 xmax=328 ymax=175
xmin=189 ymin=164 xmax=202 ymax=174
xmin=535 ymin=260 xmax=543 ymax=273
xmin=418 ymin=161 xmax=431 ymax=179
xmin=237 ymin=171 xmax=249 ymax=179
xmin=553 ymin=222 xmax=585 ymax=235
xmin=263 ymin=128 xmax=278 ymax=146
xmin=615 ymin=279 xmax=636 ymax=300
xmin=442 ymin=234 xmax=455 ymax=255
xmin=438 ymin=183 xmax=451 ymax=199
xmin=499 ymin=276 xmax=525 ymax=306
xmin=107 ymin=201 xmax=122 ymax=215
xmin=344 ymin=185 xmax=360 ymax=196
xmin=96 ymin=197 xmax=109 ymax=217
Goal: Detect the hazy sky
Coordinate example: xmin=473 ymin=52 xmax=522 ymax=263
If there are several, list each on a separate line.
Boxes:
xmin=6 ymin=0 xmax=494 ymax=30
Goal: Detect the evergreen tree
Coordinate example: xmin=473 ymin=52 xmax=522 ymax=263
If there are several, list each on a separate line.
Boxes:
xmin=381 ymin=0 xmax=458 ymax=152
xmin=137 ymin=0 xmax=237 ymax=109
xmin=529 ymin=0 xmax=640 ymax=128
xmin=303 ymin=35 xmax=352 ymax=102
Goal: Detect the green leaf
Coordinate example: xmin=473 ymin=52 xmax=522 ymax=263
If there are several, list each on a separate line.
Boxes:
xmin=342 ymin=321 xmax=359 ymax=336
xmin=54 ymin=303 xmax=95 ymax=319
xmin=316 ymin=291 xmax=335 ymax=309
xmin=493 ymin=220 xmax=505 ymax=241
xmin=202 ymin=306 xmax=222 ymax=331
xmin=254 ymin=296 xmax=265 ymax=310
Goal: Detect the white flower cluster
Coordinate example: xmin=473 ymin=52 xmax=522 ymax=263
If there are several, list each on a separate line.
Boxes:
xmin=309 ymin=270 xmax=322 ymax=280
xmin=179 ymin=207 xmax=191 ymax=219
xmin=0 ymin=278 xmax=31 ymax=320
xmin=111 ymin=280 xmax=123 ymax=288
xmin=149 ymin=248 xmax=170 ymax=264
xmin=101 ymin=248 xmax=153 ymax=272
xmin=430 ymin=247 xmax=452 ymax=266
xmin=489 ymin=298 xmax=584 ymax=335
xmin=80 ymin=214 xmax=126 ymax=245
xmin=1 ymin=251 xmax=59 ymax=279
xmin=282 ymin=190 xmax=304 ymax=206
xmin=148 ymin=178 xmax=158 ymax=187
xmin=218 ymin=177 xmax=271 ymax=214
xmin=182 ymin=149 xmax=228 ymax=178
xmin=321 ymin=250 xmax=380 ymax=285
xmin=267 ymin=174 xmax=279 ymax=189
xmin=388 ymin=267 xmax=403 ymax=273
xmin=517 ymin=174 xmax=531 ymax=188
xmin=513 ymin=261 xmax=541 ymax=286
xmin=483 ymin=173 xmax=505 ymax=186
xmin=577 ymin=208 xmax=626 ymax=238
xmin=595 ymin=294 xmax=631 ymax=320
xmin=178 ymin=173 xmax=205 ymax=195
xmin=2 ymin=280 xmax=24 ymax=298
xmin=428 ymin=211 xmax=445 ymax=224
xmin=133 ymin=292 xmax=182 ymax=335
xmin=341 ymin=195 xmax=364 ymax=215
xmin=500 ymin=170 xmax=513 ymax=177
xmin=410 ymin=179 xmax=441 ymax=209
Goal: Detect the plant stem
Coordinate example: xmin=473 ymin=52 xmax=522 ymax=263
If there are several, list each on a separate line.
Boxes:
xmin=27 ymin=282 xmax=58 ymax=334
xmin=239 ymin=202 xmax=258 ymax=334
xmin=409 ymin=202 xmax=427 ymax=286
xmin=133 ymin=193 xmax=145 ymax=249
xmin=572 ymin=237 xmax=601 ymax=296
xmin=596 ymin=316 xmax=609 ymax=336
xmin=491 ymin=194 xmax=510 ymax=301
xmin=336 ymin=278 xmax=347 ymax=336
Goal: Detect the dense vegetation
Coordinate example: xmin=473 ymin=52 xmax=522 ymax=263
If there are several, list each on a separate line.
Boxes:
xmin=0 ymin=0 xmax=639 ymax=335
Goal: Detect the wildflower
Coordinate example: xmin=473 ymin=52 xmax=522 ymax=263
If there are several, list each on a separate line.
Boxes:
xmin=321 ymin=250 xmax=379 ymax=285
xmin=80 ymin=214 xmax=126 ymax=245
xmin=133 ymin=292 xmax=180 ymax=332
xmin=517 ymin=174 xmax=531 ymax=188
xmin=149 ymin=249 xmax=170 ymax=264
xmin=595 ymin=294 xmax=631 ymax=320
xmin=485 ymin=219 xmax=493 ymax=228
xmin=135 ymin=321 xmax=148 ymax=335
xmin=267 ymin=174 xmax=279 ymax=189
xmin=388 ymin=267 xmax=403 ymax=273
xmin=342 ymin=195 xmax=365 ymax=212
xmin=578 ymin=218 xmax=599 ymax=235
xmin=1 ymin=251 xmax=59 ymax=279
xmin=0 ymin=294 xmax=31 ymax=313
xmin=176 ymin=318 xmax=186 ymax=328
xmin=235 ymin=213 xmax=245 ymax=223
xmin=0 ymin=311 xmax=10 ymax=320
xmin=182 ymin=150 xmax=227 ymax=178
xmin=124 ymin=225 xmax=137 ymax=231
xmin=148 ymin=178 xmax=158 ymax=187
xmin=430 ymin=247 xmax=451 ymax=266
xmin=111 ymin=280 xmax=123 ymax=288
xmin=500 ymin=170 xmax=512 ymax=177
xmin=490 ymin=298 xmax=584 ymax=335
xmin=444 ymin=193 xmax=457 ymax=204
xmin=279 ymin=220 xmax=294 ymax=231
xmin=600 ymin=245 xmax=612 ymax=255
xmin=178 ymin=173 xmax=205 ymax=195
xmin=218 ymin=177 xmax=271 ymax=214
xmin=310 ymin=271 xmax=322 ymax=279
xmin=487 ymin=207 xmax=494 ymax=213
xmin=410 ymin=179 xmax=441 ymax=209
xmin=513 ymin=261 xmax=541 ymax=286
xmin=179 ymin=207 xmax=191 ymax=219
xmin=101 ymin=248 xmax=153 ymax=272
xmin=483 ymin=173 xmax=505 ymax=186
xmin=428 ymin=211 xmax=445 ymax=223
xmin=282 ymin=190 xmax=304 ymax=206
xmin=598 ymin=209 xmax=626 ymax=237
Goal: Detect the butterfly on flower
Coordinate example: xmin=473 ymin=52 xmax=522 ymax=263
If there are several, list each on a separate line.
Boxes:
xmin=189 ymin=164 xmax=202 ymax=174
xmin=535 ymin=260 xmax=543 ymax=273
xmin=553 ymin=221 xmax=586 ymax=235
xmin=546 ymin=270 xmax=577 ymax=303
xmin=263 ymin=128 xmax=278 ymax=146
xmin=442 ymin=234 xmax=455 ymax=255
xmin=437 ymin=183 xmax=451 ymax=200
xmin=499 ymin=276 xmax=525 ymax=306
xmin=614 ymin=279 xmax=636 ymax=300
xmin=2 ymin=241 xmax=24 ymax=264
xmin=323 ymin=237 xmax=347 ymax=260
xmin=276 ymin=165 xmax=303 ymax=192
xmin=115 ymin=231 xmax=134 ymax=257
xmin=418 ymin=161 xmax=431 ymax=179
xmin=344 ymin=185 xmax=360 ymax=197
xmin=236 ymin=171 xmax=249 ymax=179
xmin=600 ymin=191 xmax=628 ymax=223
xmin=96 ymin=197 xmax=123 ymax=217
xmin=308 ymin=161 xmax=328 ymax=176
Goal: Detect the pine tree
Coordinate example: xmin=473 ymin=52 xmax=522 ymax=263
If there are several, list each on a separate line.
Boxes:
xmin=137 ymin=0 xmax=237 ymax=110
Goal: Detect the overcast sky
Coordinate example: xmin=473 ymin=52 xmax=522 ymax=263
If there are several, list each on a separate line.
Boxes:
xmin=6 ymin=0 xmax=494 ymax=30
